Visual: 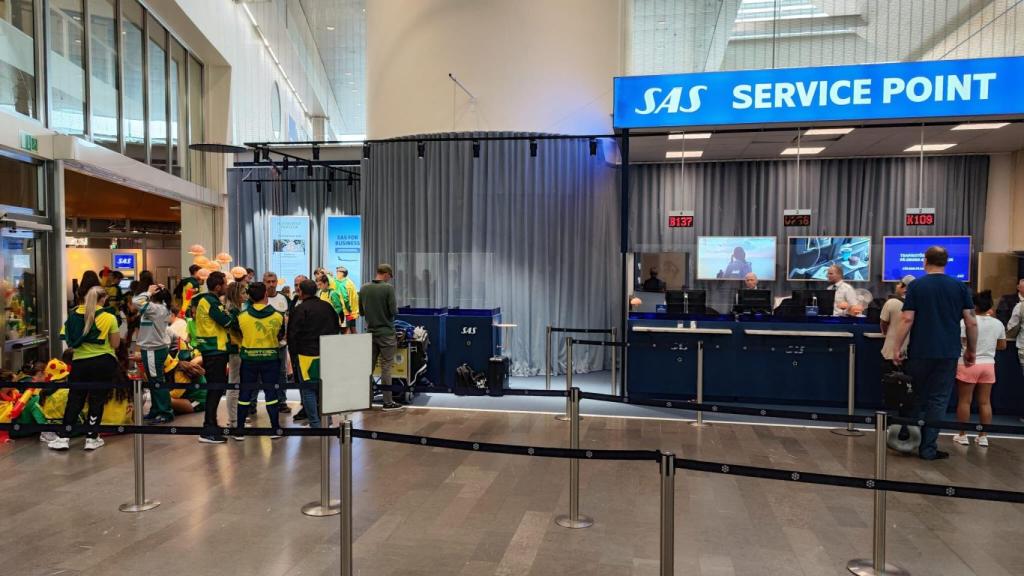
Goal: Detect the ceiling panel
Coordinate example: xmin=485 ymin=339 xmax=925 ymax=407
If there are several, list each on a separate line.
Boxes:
xmin=299 ymin=0 xmax=366 ymax=137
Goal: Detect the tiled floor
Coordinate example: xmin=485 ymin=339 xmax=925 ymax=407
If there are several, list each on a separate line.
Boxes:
xmin=2 ymin=401 xmax=1023 ymax=576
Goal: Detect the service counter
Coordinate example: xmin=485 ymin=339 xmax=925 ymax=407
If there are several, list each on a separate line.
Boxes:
xmin=627 ymin=313 xmax=1024 ymax=416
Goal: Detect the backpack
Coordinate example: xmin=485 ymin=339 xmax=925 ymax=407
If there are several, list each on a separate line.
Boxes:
xmin=454 ymin=363 xmax=487 ymax=396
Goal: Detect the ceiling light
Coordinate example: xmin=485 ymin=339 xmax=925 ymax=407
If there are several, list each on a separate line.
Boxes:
xmin=951 ymin=122 xmax=1009 ymax=131
xmin=668 ymin=133 xmax=711 ymax=140
xmin=804 ymin=127 xmax=854 ymax=136
xmin=665 ymin=151 xmax=704 ymax=159
xmin=781 ymin=147 xmax=825 ymax=155
xmin=904 ymin=143 xmax=956 ymax=152
xmin=326 ymin=25 xmax=336 ymax=31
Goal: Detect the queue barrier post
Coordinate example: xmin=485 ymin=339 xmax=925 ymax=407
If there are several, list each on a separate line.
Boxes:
xmin=847 ymin=411 xmax=910 ymax=576
xmin=659 ymin=451 xmax=675 ymax=576
xmin=340 ymin=418 xmax=353 ymax=576
xmin=119 ymin=378 xmax=160 ymax=513
xmin=690 ymin=341 xmax=708 ymax=428
xmin=302 ymin=396 xmax=341 ymax=517
xmin=555 ymin=336 xmax=574 ymax=422
xmin=545 ymin=326 xmax=553 ymax=391
xmin=832 ymin=343 xmax=864 ymax=437
xmin=555 ymin=387 xmax=593 ymax=529
xmin=610 ymin=326 xmax=618 ymax=396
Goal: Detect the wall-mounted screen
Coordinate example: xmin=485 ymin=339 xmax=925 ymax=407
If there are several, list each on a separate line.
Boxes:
xmin=697 ymin=236 xmax=777 ymax=281
xmin=787 ymin=236 xmax=871 ymax=281
xmin=882 ymin=236 xmax=971 ymax=282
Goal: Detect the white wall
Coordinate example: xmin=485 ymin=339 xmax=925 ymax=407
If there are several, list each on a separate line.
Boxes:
xmin=366 ymin=0 xmax=622 ymax=138
xmin=180 ymin=202 xmax=219 ymax=273
xmin=985 ymin=153 xmax=1013 ymax=252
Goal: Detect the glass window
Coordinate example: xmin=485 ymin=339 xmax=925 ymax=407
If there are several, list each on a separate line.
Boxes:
xmin=0 ymin=154 xmax=41 ymax=213
xmin=122 ymin=1 xmax=145 ymax=162
xmin=0 ymin=0 xmax=36 ymax=119
xmin=170 ymin=40 xmax=187 ymax=177
xmin=147 ymin=14 xmax=167 ymax=170
xmin=89 ymin=0 xmax=118 ymax=150
xmin=187 ymin=55 xmax=204 ymax=184
xmin=49 ymin=0 xmax=86 ymax=134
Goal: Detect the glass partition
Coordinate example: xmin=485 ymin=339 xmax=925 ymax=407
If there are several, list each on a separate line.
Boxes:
xmin=395 ymin=252 xmax=446 ymax=308
xmin=448 ymin=252 xmax=495 ymax=309
xmin=48 ymin=0 xmax=86 ymax=134
xmin=122 ymin=0 xmax=145 ymax=162
xmin=170 ymin=39 xmax=187 ymax=177
xmin=187 ymin=54 xmax=204 ymax=184
xmin=89 ymin=0 xmax=118 ymax=150
xmin=0 ymin=0 xmax=36 ymax=119
xmin=146 ymin=13 xmax=167 ymax=170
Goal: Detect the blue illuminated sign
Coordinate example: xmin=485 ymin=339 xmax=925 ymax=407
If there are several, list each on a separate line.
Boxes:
xmin=113 ymin=253 xmax=136 ymax=270
xmin=613 ymin=57 xmax=1024 ymax=129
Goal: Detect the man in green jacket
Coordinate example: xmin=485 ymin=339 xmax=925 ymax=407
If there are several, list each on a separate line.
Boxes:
xmin=359 ymin=264 xmax=402 ymax=411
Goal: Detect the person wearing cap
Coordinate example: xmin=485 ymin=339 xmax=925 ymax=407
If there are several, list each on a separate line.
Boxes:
xmin=174 ymin=264 xmax=203 ymax=310
xmin=880 ymin=275 xmax=915 ymax=374
xmin=336 ymin=266 xmax=360 ymax=333
xmin=359 ymin=264 xmax=402 ymax=411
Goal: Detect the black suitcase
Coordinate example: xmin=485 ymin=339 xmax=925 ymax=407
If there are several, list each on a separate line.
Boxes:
xmin=486 ymin=356 xmax=509 ymax=396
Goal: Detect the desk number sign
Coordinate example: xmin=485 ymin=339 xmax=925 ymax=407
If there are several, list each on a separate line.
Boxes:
xmin=783 ymin=209 xmax=811 ymax=227
xmin=668 ymin=210 xmax=694 ymax=228
xmin=905 ymin=207 xmax=936 ymax=226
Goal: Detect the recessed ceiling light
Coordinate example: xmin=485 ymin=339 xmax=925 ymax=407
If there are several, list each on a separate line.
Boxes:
xmin=665 ymin=151 xmax=704 ymax=159
xmin=804 ymin=127 xmax=854 ymax=136
xmin=904 ymin=143 xmax=956 ymax=152
xmin=951 ymin=122 xmax=1009 ymax=130
xmin=326 ymin=25 xmax=335 ymax=31
xmin=668 ymin=133 xmax=711 ymax=140
xmin=781 ymin=147 xmax=825 ymax=155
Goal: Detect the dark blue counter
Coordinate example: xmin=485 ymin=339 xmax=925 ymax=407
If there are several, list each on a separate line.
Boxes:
xmin=627 ymin=314 xmax=1024 ymax=416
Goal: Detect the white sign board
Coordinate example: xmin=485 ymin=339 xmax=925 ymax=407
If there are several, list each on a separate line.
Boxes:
xmin=320 ymin=333 xmax=373 ymax=414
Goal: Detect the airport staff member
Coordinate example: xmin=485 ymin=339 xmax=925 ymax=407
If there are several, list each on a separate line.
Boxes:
xmin=827 ymin=264 xmax=858 ymax=316
xmin=236 ymin=282 xmax=286 ymax=438
xmin=890 ymin=247 xmax=977 ymax=461
xmin=287 ymin=279 xmax=340 ymax=428
xmin=192 ymin=271 xmax=235 ymax=444
xmin=996 ymin=278 xmax=1024 ymax=325
xmin=744 ymin=272 xmax=758 ymax=290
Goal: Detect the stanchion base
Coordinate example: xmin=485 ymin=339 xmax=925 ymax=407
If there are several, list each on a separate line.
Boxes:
xmin=832 ymin=428 xmax=866 ymax=437
xmin=301 ymin=500 xmax=342 ymax=517
xmin=847 ymin=559 xmax=911 ymax=576
xmin=690 ymin=420 xmax=709 ymax=428
xmin=554 ymin=415 xmax=583 ymax=422
xmin=555 ymin=514 xmax=594 ymax=529
xmin=119 ymin=500 xmax=160 ymax=513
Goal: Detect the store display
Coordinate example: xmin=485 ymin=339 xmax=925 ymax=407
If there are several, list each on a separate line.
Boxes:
xmin=787 ymin=236 xmax=871 ymax=281
xmin=882 ymin=236 xmax=971 ymax=281
xmin=696 ymin=236 xmax=777 ymax=281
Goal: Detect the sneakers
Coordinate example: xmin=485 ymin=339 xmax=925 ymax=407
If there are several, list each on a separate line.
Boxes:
xmin=47 ymin=437 xmax=70 ymax=451
xmin=145 ymin=415 xmax=174 ymax=425
xmin=292 ymin=409 xmax=308 ymax=422
xmin=269 ymin=434 xmax=283 ymax=440
xmin=199 ymin=435 xmax=227 ymax=444
xmin=954 ymin=434 xmax=970 ymax=446
xmin=976 ymin=436 xmax=989 ymax=448
xmin=83 ymin=438 xmax=105 ymax=451
xmin=921 ymin=450 xmax=950 ymax=461
xmin=381 ymin=402 xmax=405 ymax=412
xmin=39 ymin=431 xmax=58 ymax=443
xmin=232 ymin=434 xmax=245 ymax=442
xmin=278 ymin=403 xmax=292 ymax=414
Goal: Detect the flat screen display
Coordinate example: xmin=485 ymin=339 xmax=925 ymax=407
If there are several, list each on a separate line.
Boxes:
xmin=787 ymin=236 xmax=871 ymax=281
xmin=697 ymin=236 xmax=777 ymax=281
xmin=882 ymin=236 xmax=971 ymax=281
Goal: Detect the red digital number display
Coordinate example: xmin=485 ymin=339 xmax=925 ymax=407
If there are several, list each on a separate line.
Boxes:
xmin=668 ymin=215 xmax=693 ymax=228
xmin=905 ymin=213 xmax=935 ymax=226
xmin=783 ymin=214 xmax=811 ymax=227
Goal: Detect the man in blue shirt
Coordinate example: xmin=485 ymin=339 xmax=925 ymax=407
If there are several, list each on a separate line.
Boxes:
xmin=890 ymin=246 xmax=977 ymax=460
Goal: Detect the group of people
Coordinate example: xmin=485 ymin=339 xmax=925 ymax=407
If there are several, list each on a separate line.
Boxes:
xmin=879 ymin=247 xmax=1024 ymax=460
xmin=46 ymin=261 xmax=401 ymax=450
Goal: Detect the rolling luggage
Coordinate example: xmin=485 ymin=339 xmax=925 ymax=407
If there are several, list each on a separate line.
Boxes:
xmin=486 ymin=356 xmax=509 ymax=396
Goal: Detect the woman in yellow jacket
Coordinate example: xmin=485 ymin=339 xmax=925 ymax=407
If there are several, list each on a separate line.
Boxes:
xmin=235 ymin=281 xmax=285 ymax=439
xmin=336 ymin=266 xmax=359 ymax=333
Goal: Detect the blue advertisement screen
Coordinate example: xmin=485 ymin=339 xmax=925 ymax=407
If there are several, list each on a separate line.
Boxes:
xmin=324 ymin=216 xmax=362 ymax=288
xmin=697 ymin=237 xmax=776 ymax=281
xmin=882 ymin=236 xmax=971 ymax=282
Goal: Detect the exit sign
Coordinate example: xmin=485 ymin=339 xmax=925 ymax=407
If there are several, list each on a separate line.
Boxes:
xmin=905 ymin=207 xmax=936 ymax=226
xmin=783 ymin=209 xmax=811 ymax=227
xmin=19 ymin=131 xmax=37 ymax=153
xmin=668 ymin=210 xmax=694 ymax=228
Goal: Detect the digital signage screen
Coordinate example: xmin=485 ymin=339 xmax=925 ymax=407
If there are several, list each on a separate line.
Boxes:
xmin=882 ymin=236 xmax=971 ymax=281
xmin=787 ymin=236 xmax=871 ymax=281
xmin=697 ymin=236 xmax=777 ymax=281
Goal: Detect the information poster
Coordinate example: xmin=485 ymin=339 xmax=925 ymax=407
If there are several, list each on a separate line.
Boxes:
xmin=268 ymin=215 xmax=310 ymax=282
xmin=324 ymin=215 xmax=362 ymax=287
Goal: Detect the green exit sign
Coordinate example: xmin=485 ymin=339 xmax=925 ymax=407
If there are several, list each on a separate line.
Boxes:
xmin=19 ymin=131 xmax=38 ymax=153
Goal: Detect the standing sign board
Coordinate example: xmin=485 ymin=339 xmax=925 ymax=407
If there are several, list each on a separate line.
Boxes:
xmin=268 ymin=216 xmax=310 ymax=283
xmin=324 ymin=216 xmax=362 ymax=287
xmin=320 ymin=333 xmax=372 ymax=414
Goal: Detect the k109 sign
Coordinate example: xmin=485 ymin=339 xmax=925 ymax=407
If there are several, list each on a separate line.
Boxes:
xmin=613 ymin=56 xmax=1024 ymax=129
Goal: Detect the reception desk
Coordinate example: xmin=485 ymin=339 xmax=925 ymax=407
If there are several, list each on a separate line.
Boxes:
xmin=627 ymin=313 xmax=1024 ymax=416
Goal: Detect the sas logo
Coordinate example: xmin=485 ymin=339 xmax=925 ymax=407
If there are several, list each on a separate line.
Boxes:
xmin=113 ymin=254 xmax=136 ymax=269
xmin=461 ymin=327 xmax=478 ymax=335
xmin=635 ymin=86 xmax=707 ymax=115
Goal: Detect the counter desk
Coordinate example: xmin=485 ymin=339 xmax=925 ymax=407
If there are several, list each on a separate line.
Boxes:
xmin=627 ymin=313 xmax=1024 ymax=416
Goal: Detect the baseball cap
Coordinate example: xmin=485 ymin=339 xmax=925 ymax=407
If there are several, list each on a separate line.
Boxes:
xmin=899 ymin=275 xmax=915 ymax=286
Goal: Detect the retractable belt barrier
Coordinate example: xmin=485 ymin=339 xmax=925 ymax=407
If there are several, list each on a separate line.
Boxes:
xmin=548 ymin=328 xmax=613 ymax=335
xmin=0 ymin=422 xmax=339 ymax=437
xmin=0 ymin=379 xmax=321 ymax=391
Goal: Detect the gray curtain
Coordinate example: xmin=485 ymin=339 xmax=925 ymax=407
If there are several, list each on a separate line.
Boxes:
xmin=630 ymin=155 xmax=989 ymax=309
xmin=362 ymin=134 xmax=620 ymax=376
xmin=227 ymin=166 xmax=360 ymax=276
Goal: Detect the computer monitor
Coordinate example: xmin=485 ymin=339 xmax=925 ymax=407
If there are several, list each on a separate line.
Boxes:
xmin=666 ymin=289 xmax=706 ymax=315
xmin=790 ymin=289 xmax=835 ymax=316
xmin=737 ymin=289 xmax=772 ymax=312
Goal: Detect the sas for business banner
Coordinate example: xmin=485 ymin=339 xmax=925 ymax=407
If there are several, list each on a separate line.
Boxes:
xmin=268 ymin=215 xmax=310 ymax=284
xmin=324 ymin=215 xmax=362 ymax=287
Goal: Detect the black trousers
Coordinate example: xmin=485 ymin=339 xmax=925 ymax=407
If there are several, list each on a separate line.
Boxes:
xmin=203 ymin=354 xmax=229 ymax=432
xmin=60 ymin=354 xmax=118 ymax=439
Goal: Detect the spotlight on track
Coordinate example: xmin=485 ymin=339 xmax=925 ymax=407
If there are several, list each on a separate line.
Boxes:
xmin=417 ymin=140 xmax=425 ymax=159
xmin=290 ymin=181 xmax=297 ymax=194
xmin=327 ymin=180 xmax=333 ymax=193
xmin=312 ymin=145 xmax=320 ymax=161
xmin=362 ymin=142 xmax=370 ymax=159
xmin=529 ymin=139 xmax=538 ymax=157
xmin=589 ymin=138 xmax=598 ymax=156
xmin=252 ymin=147 xmax=260 ymax=164
xmin=472 ymin=140 xmax=480 ymax=158
xmin=256 ymin=181 xmax=262 ymax=194
xmin=307 ymin=162 xmax=313 ymax=177
xmin=262 ymin=147 xmax=271 ymax=161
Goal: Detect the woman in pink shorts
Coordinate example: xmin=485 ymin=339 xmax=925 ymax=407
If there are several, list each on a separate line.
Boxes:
xmin=954 ymin=291 xmax=1006 ymax=447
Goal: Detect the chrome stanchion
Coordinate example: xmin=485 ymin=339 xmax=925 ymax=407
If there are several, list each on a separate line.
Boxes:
xmin=847 ymin=412 xmax=910 ymax=576
xmin=832 ymin=343 xmax=864 ymax=437
xmin=610 ymin=326 xmax=618 ymax=396
xmin=555 ymin=387 xmax=593 ymax=529
xmin=659 ymin=451 xmax=675 ymax=576
xmin=545 ymin=326 xmax=553 ymax=391
xmin=690 ymin=341 xmax=708 ymax=427
xmin=119 ymin=378 xmax=160 ymax=513
xmin=302 ymin=438 xmax=341 ymax=516
xmin=555 ymin=336 xmax=573 ymax=422
xmin=340 ymin=418 xmax=353 ymax=576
